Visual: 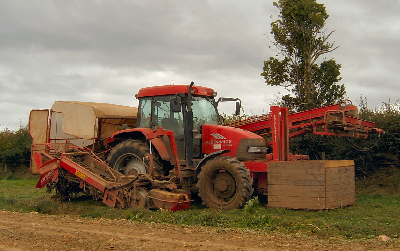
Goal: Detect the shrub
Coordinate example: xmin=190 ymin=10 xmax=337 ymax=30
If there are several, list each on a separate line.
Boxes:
xmin=0 ymin=126 xmax=32 ymax=172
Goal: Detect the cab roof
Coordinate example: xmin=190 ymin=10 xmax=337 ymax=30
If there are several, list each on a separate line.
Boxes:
xmin=136 ymin=85 xmax=216 ymax=98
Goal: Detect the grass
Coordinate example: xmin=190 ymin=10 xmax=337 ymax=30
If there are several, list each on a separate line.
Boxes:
xmin=1 ymin=168 xmax=400 ymax=241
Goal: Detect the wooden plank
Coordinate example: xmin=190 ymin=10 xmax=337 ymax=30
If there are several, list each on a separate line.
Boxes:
xmin=326 ymin=190 xmax=354 ymax=198
xmin=268 ymin=195 xmax=325 ymax=204
xmin=268 ymin=173 xmax=326 ymax=181
xmin=269 ymin=161 xmax=326 ymax=172
xmin=269 ymin=160 xmax=354 ymax=170
xmin=325 ymin=194 xmax=355 ymax=203
xmin=268 ymin=189 xmax=325 ymax=197
xmin=269 ymin=179 xmax=326 ymax=186
xmin=268 ymin=200 xmax=326 ymax=210
xmin=328 ymin=182 xmax=355 ymax=189
xmin=325 ymin=176 xmax=354 ymax=183
xmin=326 ymin=170 xmax=354 ymax=179
xmin=268 ymin=167 xmax=326 ymax=175
xmin=325 ymin=174 xmax=354 ymax=181
xmin=326 ymin=167 xmax=340 ymax=175
xmin=325 ymin=184 xmax=354 ymax=192
xmin=326 ymin=178 xmax=354 ymax=186
xmin=325 ymin=160 xmax=354 ymax=167
xmin=326 ymin=166 xmax=354 ymax=175
xmin=268 ymin=185 xmax=325 ymax=192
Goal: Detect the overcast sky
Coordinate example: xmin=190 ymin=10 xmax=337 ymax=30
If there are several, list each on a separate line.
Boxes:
xmin=1 ymin=0 xmax=399 ymax=131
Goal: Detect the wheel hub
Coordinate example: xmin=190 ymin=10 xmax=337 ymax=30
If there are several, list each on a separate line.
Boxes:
xmin=215 ymin=179 xmax=228 ymax=192
xmin=213 ymin=172 xmax=236 ymax=199
xmin=122 ymin=157 xmax=147 ymax=176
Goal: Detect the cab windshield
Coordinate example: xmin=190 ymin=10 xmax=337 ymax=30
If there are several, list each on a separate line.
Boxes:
xmin=192 ymin=96 xmax=219 ymax=130
xmin=137 ymin=94 xmax=219 ymax=160
xmin=137 ymin=95 xmax=219 ymax=129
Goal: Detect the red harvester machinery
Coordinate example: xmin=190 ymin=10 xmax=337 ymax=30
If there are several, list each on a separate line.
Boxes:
xmin=29 ymin=83 xmax=381 ymax=210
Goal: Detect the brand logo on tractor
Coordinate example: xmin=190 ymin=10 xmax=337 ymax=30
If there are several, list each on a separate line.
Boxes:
xmin=210 ymin=133 xmax=226 ymax=139
xmin=206 ymin=133 xmax=232 ymax=149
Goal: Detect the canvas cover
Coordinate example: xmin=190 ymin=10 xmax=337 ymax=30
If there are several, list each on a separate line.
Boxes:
xmin=29 ymin=109 xmax=50 ymax=174
xmin=51 ymin=101 xmax=138 ymax=140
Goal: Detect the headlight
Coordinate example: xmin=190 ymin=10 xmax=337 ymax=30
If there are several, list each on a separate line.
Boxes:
xmin=247 ymin=146 xmax=268 ymax=154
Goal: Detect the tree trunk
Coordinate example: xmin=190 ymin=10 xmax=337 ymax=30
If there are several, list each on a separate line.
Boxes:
xmin=304 ymin=56 xmax=316 ymax=110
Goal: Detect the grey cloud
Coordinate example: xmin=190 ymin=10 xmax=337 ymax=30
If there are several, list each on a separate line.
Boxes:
xmin=0 ymin=0 xmax=399 ymax=130
xmin=2 ymin=1 xmax=269 ymax=70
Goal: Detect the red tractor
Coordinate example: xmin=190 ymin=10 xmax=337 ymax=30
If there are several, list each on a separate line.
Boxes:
xmin=104 ymin=82 xmax=258 ymax=209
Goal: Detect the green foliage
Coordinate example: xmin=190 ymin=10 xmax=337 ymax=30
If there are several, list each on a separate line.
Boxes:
xmin=356 ymin=100 xmax=400 ymax=174
xmin=0 ymin=126 xmax=32 ymax=171
xmin=356 ymin=166 xmax=400 ymax=195
xmin=243 ymin=196 xmax=260 ymax=214
xmin=220 ymin=113 xmax=248 ymax=124
xmin=0 ymin=179 xmax=53 ymax=212
xmin=312 ymin=59 xmax=346 ymax=106
xmin=289 ymin=99 xmax=400 ymax=177
xmin=262 ymin=0 xmax=345 ymax=111
xmin=351 ymin=100 xmax=399 ymax=176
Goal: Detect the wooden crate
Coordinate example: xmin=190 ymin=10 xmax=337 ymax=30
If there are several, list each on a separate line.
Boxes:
xmin=267 ymin=160 xmax=355 ymax=210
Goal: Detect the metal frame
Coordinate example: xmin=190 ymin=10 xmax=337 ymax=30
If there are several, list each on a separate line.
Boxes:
xmin=227 ymin=103 xmax=382 ymax=162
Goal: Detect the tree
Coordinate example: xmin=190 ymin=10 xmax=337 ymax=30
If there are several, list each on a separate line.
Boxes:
xmin=261 ymin=0 xmax=345 ymax=111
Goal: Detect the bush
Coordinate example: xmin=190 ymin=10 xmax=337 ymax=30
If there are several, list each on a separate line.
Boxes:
xmin=0 ymin=126 xmax=32 ymax=173
xmin=290 ymin=100 xmax=400 ymax=178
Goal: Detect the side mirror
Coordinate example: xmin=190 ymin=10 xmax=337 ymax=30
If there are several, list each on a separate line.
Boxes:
xmin=217 ymin=97 xmax=241 ymax=116
xmin=235 ymin=101 xmax=241 ymax=116
xmin=170 ymin=96 xmax=182 ymax=112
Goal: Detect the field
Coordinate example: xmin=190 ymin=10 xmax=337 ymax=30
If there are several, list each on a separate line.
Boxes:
xmin=0 ymin=168 xmax=400 ymax=250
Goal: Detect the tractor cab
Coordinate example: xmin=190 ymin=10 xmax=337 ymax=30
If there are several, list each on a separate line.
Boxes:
xmin=107 ymin=83 xmax=262 ymax=209
xmin=136 ymin=84 xmax=220 ymax=160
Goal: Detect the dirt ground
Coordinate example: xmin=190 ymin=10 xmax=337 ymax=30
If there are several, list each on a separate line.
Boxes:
xmin=0 ymin=210 xmax=398 ymax=251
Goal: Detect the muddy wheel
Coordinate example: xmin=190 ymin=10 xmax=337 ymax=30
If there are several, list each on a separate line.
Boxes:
xmin=107 ymin=140 xmax=153 ymax=176
xmin=197 ymin=156 xmax=253 ymax=210
xmin=130 ymin=188 xmax=149 ymax=209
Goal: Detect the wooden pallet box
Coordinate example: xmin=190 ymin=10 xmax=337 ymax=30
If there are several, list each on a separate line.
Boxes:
xmin=267 ymin=160 xmax=355 ymax=210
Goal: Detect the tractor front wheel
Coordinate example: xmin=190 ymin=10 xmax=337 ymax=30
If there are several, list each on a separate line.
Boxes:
xmin=197 ymin=156 xmax=253 ymax=210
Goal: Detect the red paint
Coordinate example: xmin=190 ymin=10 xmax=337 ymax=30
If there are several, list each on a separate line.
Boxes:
xmin=244 ymin=161 xmax=268 ymax=172
xmin=201 ymin=125 xmax=264 ymax=157
xmin=170 ymin=201 xmax=191 ymax=211
xmin=228 ymin=102 xmax=381 ymax=162
xmin=36 ymin=168 xmax=58 ymax=188
xmin=136 ymin=85 xmax=215 ymax=98
xmin=60 ymin=157 xmax=108 ymax=192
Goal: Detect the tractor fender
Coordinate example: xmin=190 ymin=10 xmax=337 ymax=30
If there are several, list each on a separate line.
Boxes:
xmin=195 ymin=149 xmax=231 ymax=175
xmin=107 ymin=128 xmax=172 ymax=162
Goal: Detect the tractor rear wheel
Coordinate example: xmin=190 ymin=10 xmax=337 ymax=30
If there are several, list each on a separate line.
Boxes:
xmin=197 ymin=156 xmax=253 ymax=210
xmin=107 ymin=140 xmax=155 ymax=176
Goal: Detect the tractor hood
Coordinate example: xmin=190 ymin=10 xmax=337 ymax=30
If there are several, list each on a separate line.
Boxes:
xmin=202 ymin=125 xmax=267 ymax=161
